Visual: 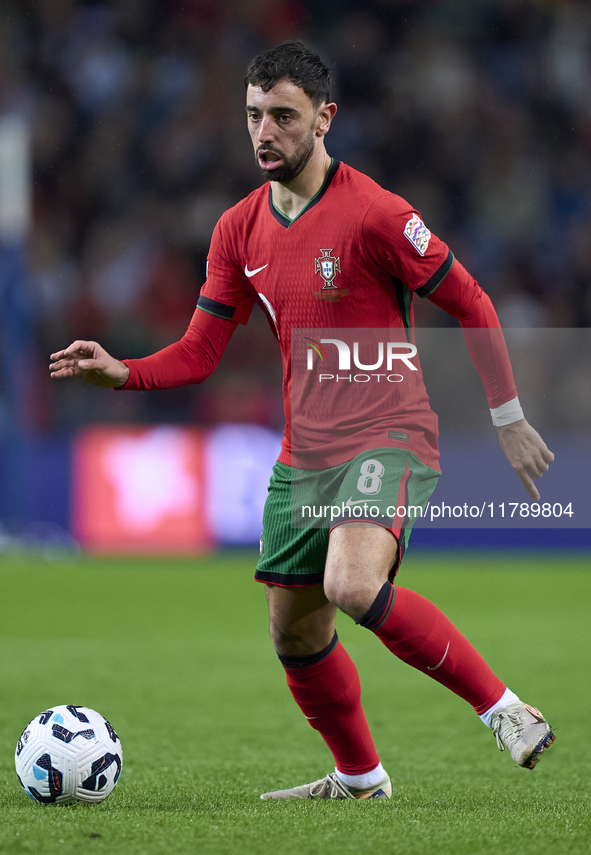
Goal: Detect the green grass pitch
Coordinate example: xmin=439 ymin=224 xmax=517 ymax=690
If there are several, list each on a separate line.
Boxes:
xmin=0 ymin=551 xmax=589 ymax=855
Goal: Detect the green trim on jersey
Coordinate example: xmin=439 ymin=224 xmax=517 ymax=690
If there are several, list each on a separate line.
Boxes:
xmin=391 ymin=250 xmax=455 ymax=339
xmin=198 ymin=305 xmax=227 ymax=321
xmin=269 ymin=159 xmax=339 ymax=227
xmin=196 ymin=295 xmax=236 ymax=321
xmin=392 ymin=277 xmax=412 ymax=342
xmin=416 ymin=249 xmax=455 ymax=299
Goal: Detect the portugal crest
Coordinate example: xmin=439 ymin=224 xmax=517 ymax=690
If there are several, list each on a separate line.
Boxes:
xmin=315 ymin=248 xmax=341 ymax=289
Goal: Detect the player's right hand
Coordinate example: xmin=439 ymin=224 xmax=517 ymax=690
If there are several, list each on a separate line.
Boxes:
xmin=49 ymin=340 xmax=130 ymax=389
xmin=495 ymin=418 xmax=554 ymax=502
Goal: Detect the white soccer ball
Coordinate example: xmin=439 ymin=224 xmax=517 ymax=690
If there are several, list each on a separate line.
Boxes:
xmin=15 ymin=705 xmax=122 ymax=805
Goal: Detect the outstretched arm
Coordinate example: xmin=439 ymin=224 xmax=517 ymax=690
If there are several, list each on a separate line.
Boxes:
xmin=50 ymin=308 xmax=237 ymax=390
xmin=428 ymin=260 xmax=554 ymax=499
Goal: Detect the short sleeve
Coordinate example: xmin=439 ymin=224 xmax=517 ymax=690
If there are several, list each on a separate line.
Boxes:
xmin=362 ymin=194 xmax=454 ymax=297
xmin=198 ymin=213 xmax=256 ymax=325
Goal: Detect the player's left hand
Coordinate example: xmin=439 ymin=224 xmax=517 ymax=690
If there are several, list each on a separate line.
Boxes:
xmin=495 ymin=419 xmax=554 ymax=501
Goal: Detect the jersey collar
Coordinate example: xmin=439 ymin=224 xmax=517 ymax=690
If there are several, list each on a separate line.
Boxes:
xmin=268 ymin=159 xmax=340 ymax=228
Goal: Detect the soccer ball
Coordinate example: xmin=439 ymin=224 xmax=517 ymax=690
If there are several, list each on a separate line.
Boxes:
xmin=15 ymin=705 xmax=122 ymax=805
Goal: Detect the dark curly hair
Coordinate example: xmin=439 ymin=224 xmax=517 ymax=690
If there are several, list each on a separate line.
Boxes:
xmin=244 ymin=40 xmax=331 ymax=107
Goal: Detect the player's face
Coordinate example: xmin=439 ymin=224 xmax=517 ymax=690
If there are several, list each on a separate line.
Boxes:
xmin=246 ymin=80 xmax=322 ymax=183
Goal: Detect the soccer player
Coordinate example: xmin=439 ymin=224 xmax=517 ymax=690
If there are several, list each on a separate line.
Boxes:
xmin=50 ymin=41 xmax=556 ymax=800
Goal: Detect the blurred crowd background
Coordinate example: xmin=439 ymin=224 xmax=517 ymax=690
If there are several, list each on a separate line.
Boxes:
xmin=1 ymin=0 xmax=591 ymax=433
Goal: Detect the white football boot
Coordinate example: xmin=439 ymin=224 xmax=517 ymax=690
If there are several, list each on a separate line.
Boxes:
xmin=491 ymin=703 xmax=555 ymax=769
xmin=260 ymin=771 xmax=392 ymax=800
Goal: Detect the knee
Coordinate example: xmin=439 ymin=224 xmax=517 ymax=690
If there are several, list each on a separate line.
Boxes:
xmin=324 ymin=523 xmax=396 ymax=620
xmin=265 ymin=583 xmax=336 ymax=658
xmin=269 ymin=618 xmax=333 ymax=658
xmin=323 ymin=575 xmax=377 ymax=622
xmin=269 ymin=618 xmax=306 ymax=657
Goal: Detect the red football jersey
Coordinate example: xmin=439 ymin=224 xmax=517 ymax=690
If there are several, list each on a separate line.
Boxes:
xmin=199 ymin=160 xmax=455 ymax=470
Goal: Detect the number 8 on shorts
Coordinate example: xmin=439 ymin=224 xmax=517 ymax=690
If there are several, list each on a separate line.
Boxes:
xmin=356 ymin=459 xmax=385 ymax=495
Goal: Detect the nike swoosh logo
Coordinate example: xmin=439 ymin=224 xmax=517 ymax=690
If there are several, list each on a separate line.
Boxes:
xmin=244 ymin=264 xmax=268 ymax=278
xmin=427 ymin=641 xmax=450 ymax=671
xmin=345 ymin=497 xmax=382 ymax=506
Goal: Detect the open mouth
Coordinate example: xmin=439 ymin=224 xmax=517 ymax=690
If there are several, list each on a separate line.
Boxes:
xmin=258 ymin=149 xmax=283 ymax=170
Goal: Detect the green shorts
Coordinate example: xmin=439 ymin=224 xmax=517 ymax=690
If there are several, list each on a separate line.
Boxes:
xmin=255 ymin=448 xmax=440 ymax=587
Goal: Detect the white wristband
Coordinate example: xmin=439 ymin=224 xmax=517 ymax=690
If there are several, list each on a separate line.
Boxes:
xmin=490 ymin=396 xmax=524 ymax=427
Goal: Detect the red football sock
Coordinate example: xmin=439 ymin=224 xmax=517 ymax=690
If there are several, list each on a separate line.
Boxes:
xmin=361 ymin=583 xmax=505 ymax=714
xmin=281 ymin=634 xmax=380 ymax=775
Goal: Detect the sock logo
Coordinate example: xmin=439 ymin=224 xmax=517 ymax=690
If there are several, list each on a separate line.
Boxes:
xmin=427 ymin=641 xmax=450 ymax=671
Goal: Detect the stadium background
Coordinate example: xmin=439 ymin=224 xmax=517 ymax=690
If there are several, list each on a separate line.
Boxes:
xmin=0 ymin=0 xmax=590 ymax=552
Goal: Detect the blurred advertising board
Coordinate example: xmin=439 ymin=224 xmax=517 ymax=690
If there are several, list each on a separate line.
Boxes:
xmin=73 ymin=426 xmax=211 ymax=554
xmin=205 ymin=424 xmax=282 ymax=545
xmin=72 ymin=424 xmax=282 ymax=553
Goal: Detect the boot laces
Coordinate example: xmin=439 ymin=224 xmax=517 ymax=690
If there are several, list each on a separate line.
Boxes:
xmin=493 ymin=709 xmax=525 ymax=752
xmin=309 ymin=772 xmax=355 ymax=799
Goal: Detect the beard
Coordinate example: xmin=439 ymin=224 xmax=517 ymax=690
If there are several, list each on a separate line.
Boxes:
xmin=256 ymin=126 xmax=316 ymax=183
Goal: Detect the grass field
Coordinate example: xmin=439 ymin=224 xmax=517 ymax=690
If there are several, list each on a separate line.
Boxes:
xmin=0 ymin=550 xmax=589 ymax=855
